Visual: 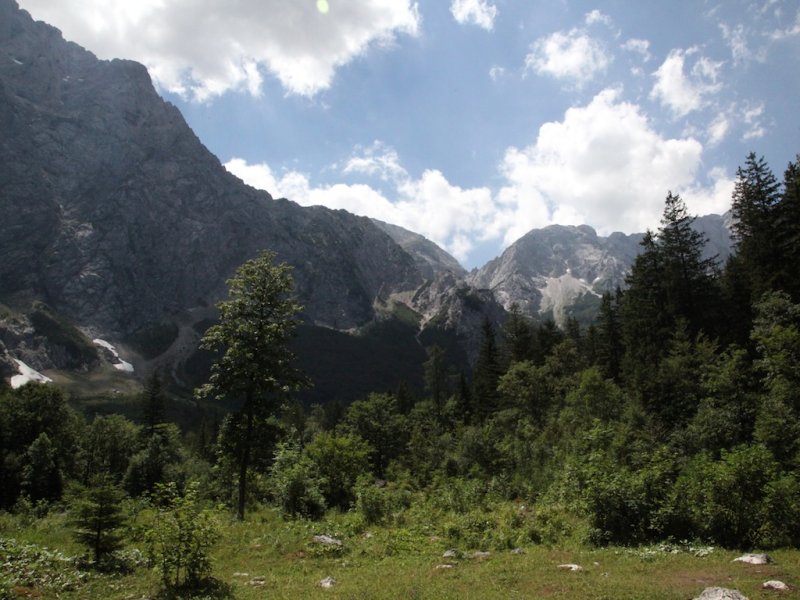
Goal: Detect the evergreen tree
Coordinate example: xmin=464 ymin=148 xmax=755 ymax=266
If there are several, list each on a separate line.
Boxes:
xmin=472 ymin=317 xmax=502 ymax=422
xmin=595 ymin=291 xmax=622 ymax=381
xmin=70 ymin=476 xmax=128 ymax=564
xmin=730 ymin=152 xmax=781 ymax=296
xmin=774 ymin=156 xmax=800 ymax=298
xmin=423 ymin=345 xmax=449 ymax=422
xmin=196 ymin=250 xmax=309 ymax=520
xmin=503 ymin=303 xmax=534 ymax=364
xmin=142 ymin=371 xmax=166 ymax=437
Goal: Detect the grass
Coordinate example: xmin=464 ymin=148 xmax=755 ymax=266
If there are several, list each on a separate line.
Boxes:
xmin=2 ymin=505 xmax=799 ymax=599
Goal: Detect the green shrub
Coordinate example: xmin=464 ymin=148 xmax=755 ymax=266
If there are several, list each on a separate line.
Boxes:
xmin=145 ymin=481 xmax=220 ymax=591
xmin=269 ymin=442 xmax=326 ymax=519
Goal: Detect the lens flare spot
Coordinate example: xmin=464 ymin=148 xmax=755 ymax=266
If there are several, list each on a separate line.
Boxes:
xmin=316 ymin=0 xmax=329 ymax=14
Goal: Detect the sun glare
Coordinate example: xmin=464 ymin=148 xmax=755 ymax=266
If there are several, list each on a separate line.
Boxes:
xmin=316 ymin=0 xmax=329 ymax=14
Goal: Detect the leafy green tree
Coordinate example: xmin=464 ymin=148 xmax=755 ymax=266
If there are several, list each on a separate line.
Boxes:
xmin=122 ymin=424 xmax=183 ymax=497
xmin=304 ymin=432 xmax=371 ymax=510
xmin=268 ymin=441 xmax=326 ymax=518
xmin=70 ymin=476 xmax=127 ymax=564
xmin=496 ymin=361 xmax=550 ymax=425
xmin=21 ymin=432 xmax=62 ymax=504
xmin=343 ymin=393 xmax=407 ymax=477
xmin=81 ymin=415 xmax=140 ymax=484
xmin=197 ymin=250 xmax=309 ymax=520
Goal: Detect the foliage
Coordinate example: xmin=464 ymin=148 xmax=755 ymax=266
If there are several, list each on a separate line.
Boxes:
xmin=196 ymin=250 xmax=308 ymax=519
xmin=305 ymin=432 xmax=371 ymax=510
xmin=268 ymin=441 xmax=326 ymax=519
xmin=69 ymin=476 xmax=128 ymax=564
xmin=145 ymin=482 xmax=220 ymax=591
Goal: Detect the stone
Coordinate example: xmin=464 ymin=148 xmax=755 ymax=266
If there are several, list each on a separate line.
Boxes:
xmin=470 ymin=551 xmax=491 ymax=560
xmin=511 ymin=547 xmax=525 ymax=555
xmin=319 ymin=576 xmax=336 ymax=589
xmin=733 ymin=553 xmax=771 ymax=565
xmin=442 ymin=549 xmax=459 ymax=558
xmin=763 ymin=581 xmax=789 ymax=591
xmin=312 ymin=535 xmax=343 ymax=547
xmin=557 ymin=564 xmax=584 ymax=572
xmin=434 ymin=564 xmax=455 ymax=570
xmin=693 ymin=587 xmax=748 ymax=600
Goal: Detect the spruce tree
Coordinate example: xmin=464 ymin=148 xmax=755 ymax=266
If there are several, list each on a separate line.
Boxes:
xmin=472 ymin=317 xmax=502 ymax=422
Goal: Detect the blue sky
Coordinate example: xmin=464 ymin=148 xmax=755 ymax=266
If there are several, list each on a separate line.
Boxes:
xmin=19 ymin=0 xmax=800 ymax=268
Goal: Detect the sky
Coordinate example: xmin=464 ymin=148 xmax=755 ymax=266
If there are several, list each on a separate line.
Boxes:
xmin=18 ymin=0 xmax=800 ymax=269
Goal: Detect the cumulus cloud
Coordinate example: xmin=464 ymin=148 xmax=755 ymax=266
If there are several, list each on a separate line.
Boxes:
xmin=225 ymin=151 xmax=495 ymax=264
xmin=450 ymin=0 xmax=498 ymax=31
xmin=18 ymin=0 xmax=420 ymax=99
xmin=228 ymin=89 xmax=732 ymax=265
xmin=493 ymin=89 xmax=729 ymax=244
xmin=525 ymin=28 xmax=610 ymax=86
xmin=650 ymin=49 xmax=724 ymax=117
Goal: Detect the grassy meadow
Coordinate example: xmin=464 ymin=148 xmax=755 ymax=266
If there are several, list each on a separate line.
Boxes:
xmin=3 ymin=503 xmax=799 ymax=600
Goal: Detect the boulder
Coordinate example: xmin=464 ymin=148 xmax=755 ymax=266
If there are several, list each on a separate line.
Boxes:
xmin=763 ymin=581 xmax=789 ymax=591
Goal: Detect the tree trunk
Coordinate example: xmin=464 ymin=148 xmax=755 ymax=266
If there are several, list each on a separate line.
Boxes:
xmin=237 ymin=393 xmax=255 ymax=520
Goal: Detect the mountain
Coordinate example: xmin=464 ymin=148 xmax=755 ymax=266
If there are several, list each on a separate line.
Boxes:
xmin=469 ymin=217 xmax=733 ymax=324
xmin=0 ymin=0 xmax=736 ymax=401
xmin=371 ymin=219 xmax=466 ymax=279
xmin=0 ymin=0 xmax=503 ymax=400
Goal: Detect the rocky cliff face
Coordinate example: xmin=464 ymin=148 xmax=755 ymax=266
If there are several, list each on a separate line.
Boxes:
xmin=371 ymin=219 xmax=466 ymax=280
xmin=0 ymin=0 xmax=422 ymax=338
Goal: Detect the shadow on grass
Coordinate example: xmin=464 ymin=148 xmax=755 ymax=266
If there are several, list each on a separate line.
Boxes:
xmin=154 ymin=577 xmax=234 ymax=600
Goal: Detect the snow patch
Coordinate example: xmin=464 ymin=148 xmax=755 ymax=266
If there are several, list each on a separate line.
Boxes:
xmin=11 ymin=58 xmax=23 ymax=65
xmin=93 ymin=339 xmax=135 ymax=373
xmin=10 ymin=359 xmax=52 ymax=389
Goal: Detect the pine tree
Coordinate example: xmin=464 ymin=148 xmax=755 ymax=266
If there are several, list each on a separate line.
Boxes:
xmin=472 ymin=317 xmax=502 ymax=422
xmin=423 ymin=345 xmax=449 ymax=422
xmin=71 ymin=476 xmax=127 ymax=564
xmin=503 ymin=303 xmax=534 ymax=364
xmin=730 ymin=152 xmax=781 ymax=295
xmin=142 ymin=371 xmax=166 ymax=437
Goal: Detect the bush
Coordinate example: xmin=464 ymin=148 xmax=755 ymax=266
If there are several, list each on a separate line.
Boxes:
xmin=145 ymin=482 xmax=220 ymax=591
xmin=269 ymin=442 xmax=326 ymax=519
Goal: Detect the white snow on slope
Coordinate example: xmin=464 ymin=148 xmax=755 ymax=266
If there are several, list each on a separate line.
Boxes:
xmin=10 ymin=359 xmax=52 ymax=389
xmin=93 ymin=338 xmax=134 ymax=373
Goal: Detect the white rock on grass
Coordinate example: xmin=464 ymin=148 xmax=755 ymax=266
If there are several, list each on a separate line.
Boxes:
xmin=693 ymin=587 xmax=749 ymax=600
xmin=763 ymin=580 xmax=790 ymax=591
xmin=733 ymin=553 xmax=770 ymax=565
xmin=319 ymin=576 xmax=336 ymax=588
xmin=434 ymin=564 xmax=455 ymax=570
xmin=312 ymin=535 xmax=342 ymax=546
xmin=442 ymin=549 xmax=458 ymax=558
xmin=557 ymin=563 xmax=584 ymax=572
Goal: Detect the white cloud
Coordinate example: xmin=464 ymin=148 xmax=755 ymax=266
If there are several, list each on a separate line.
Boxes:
xmin=228 ymin=90 xmax=734 ymax=263
xmin=584 ymin=9 xmax=612 ymax=27
xmin=771 ymin=9 xmax=800 ymax=39
xmin=225 ymin=153 xmax=495 ymax=264
xmin=706 ymin=113 xmax=731 ymax=146
xmin=650 ymin=49 xmax=723 ymax=117
xmin=342 ymin=141 xmax=407 ymax=182
xmin=489 ymin=65 xmax=506 ymax=81
xmin=526 ymin=29 xmax=610 ymax=86
xmin=450 ymin=0 xmax=498 ymax=31
xmin=742 ymin=102 xmax=767 ymax=140
xmin=622 ymin=38 xmax=652 ymax=62
xmin=18 ymin=0 xmax=420 ymax=99
xmin=493 ymin=89 xmax=724 ymax=245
